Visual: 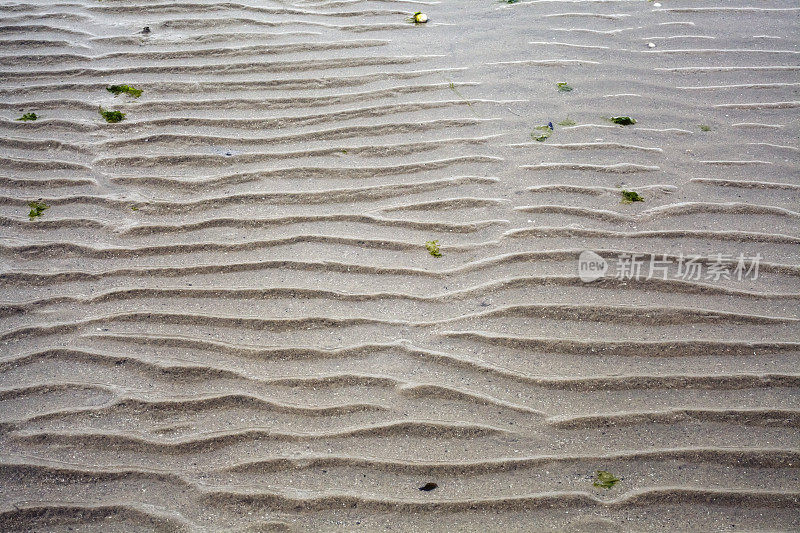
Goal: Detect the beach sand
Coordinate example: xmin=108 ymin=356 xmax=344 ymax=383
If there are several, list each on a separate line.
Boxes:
xmin=0 ymin=0 xmax=799 ymax=530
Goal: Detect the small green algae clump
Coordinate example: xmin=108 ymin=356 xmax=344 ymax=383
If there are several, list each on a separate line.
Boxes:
xmin=557 ymin=118 xmax=576 ymax=126
xmin=532 ymin=124 xmax=552 ymax=142
xmin=593 ymin=471 xmax=620 ymax=489
xmin=609 ymin=116 xmax=636 ymax=126
xmin=425 ymin=240 xmax=442 ymax=257
xmin=556 ymin=82 xmax=573 ymax=92
xmin=699 ymin=124 xmax=711 ymax=132
xmin=28 ymin=201 xmax=49 ymax=219
xmin=107 ymin=84 xmax=142 ymax=98
xmin=621 ymin=190 xmax=644 ymax=204
xmin=99 ymin=107 xmax=126 ymax=123
xmin=17 ymin=112 xmax=38 ymax=121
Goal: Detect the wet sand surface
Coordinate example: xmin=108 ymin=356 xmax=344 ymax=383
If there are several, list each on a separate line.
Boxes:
xmin=0 ymin=0 xmax=799 ymax=530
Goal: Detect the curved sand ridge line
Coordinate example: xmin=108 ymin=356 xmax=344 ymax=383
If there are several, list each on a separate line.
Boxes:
xmin=155 ymin=17 xmax=412 ymax=33
xmin=0 ymin=136 xmax=93 ymax=153
xmin=10 ymin=420 xmax=507 ymax=451
xmin=657 ymin=7 xmax=800 ymax=13
xmin=101 ymin=82 xmax=481 ymax=111
xmin=108 ymin=155 xmax=505 ymax=190
xmin=96 ymin=118 xmax=492 ymax=148
xmin=3 ymin=274 xmax=798 ymax=321
xmin=514 ymin=202 xmax=800 ymax=222
xmin=201 ymin=488 xmax=800 ymax=512
xmin=0 ymin=230 xmax=509 ymax=260
xmin=0 ymin=55 xmax=438 ymax=81
xmin=540 ymin=13 xmax=631 ymax=21
xmin=0 ymin=67 xmax=469 ymax=96
xmin=0 ymin=214 xmax=504 ymax=237
xmin=0 ymin=13 xmax=92 ymax=25
xmin=7 ymin=299 xmax=795 ymax=343
xmin=2 ymin=463 xmax=797 ymax=514
xmin=1 ymin=249 xmax=797 ymax=287
xmin=0 ymin=176 xmax=97 ymax=188
xmin=548 ymin=409 xmax=800 ymax=429
xmin=0 ymin=24 xmax=94 ymax=37
xmin=1 ymin=296 xmax=794 ymax=328
xmin=93 ymin=136 xmax=501 ymax=168
xmin=86 ymin=102 xmax=501 ymax=136
xmin=0 ymin=503 xmax=200 ymax=533
xmin=520 ymin=162 xmax=661 ymax=173
xmin=2 ymin=446 xmax=799 ymax=487
xmin=690 ymin=178 xmax=800 ymax=190
xmin=0 ymin=483 xmax=797 ymax=533
xmin=504 ymin=226 xmax=800 ymax=245
xmin=442 ymin=331 xmax=800 ymax=357
xmin=511 ymin=141 xmax=663 ymax=152
xmin=7 ymin=342 xmax=800 ymax=393
xmin=0 ymin=39 xmax=392 ymax=67
xmin=526 ymin=184 xmax=677 ymax=195
xmin=1 ymin=394 xmax=390 ymax=426
xmin=0 ymin=38 xmax=91 ymax=50
xmin=9 ymin=338 xmax=800 ymax=388
xmin=86 ymin=4 xmax=409 ymax=17
xmin=2 ymin=454 xmax=799 ymax=503
xmin=88 ymin=30 xmax=326 ymax=46
xmin=0 ymin=175 xmax=499 ymax=209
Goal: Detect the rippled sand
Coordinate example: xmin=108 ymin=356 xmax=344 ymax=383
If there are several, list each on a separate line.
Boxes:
xmin=1 ymin=0 xmax=799 ymax=531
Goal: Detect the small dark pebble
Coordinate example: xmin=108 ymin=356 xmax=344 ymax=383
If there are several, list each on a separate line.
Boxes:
xmin=419 ymin=482 xmax=438 ymax=491
xmin=141 ymin=26 xmax=151 ymax=34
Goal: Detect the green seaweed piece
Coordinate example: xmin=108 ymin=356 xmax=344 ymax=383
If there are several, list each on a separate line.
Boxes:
xmin=621 ymin=190 xmax=644 ymax=204
xmin=99 ymin=107 xmax=126 ymax=123
xmin=699 ymin=124 xmax=711 ymax=132
xmin=107 ymin=84 xmax=142 ymax=98
xmin=593 ymin=471 xmax=620 ymax=489
xmin=557 ymin=118 xmax=576 ymax=126
xmin=609 ymin=116 xmax=636 ymax=126
xmin=425 ymin=240 xmax=442 ymax=257
xmin=28 ymin=201 xmax=49 ymax=219
xmin=556 ymin=82 xmax=573 ymax=92
xmin=532 ymin=124 xmax=552 ymax=142
xmin=16 ymin=112 xmax=38 ymax=121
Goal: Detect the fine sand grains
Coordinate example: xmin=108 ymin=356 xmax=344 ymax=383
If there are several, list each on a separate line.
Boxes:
xmin=0 ymin=0 xmax=799 ymax=531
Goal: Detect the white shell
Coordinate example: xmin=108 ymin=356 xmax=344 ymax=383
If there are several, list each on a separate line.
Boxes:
xmin=653 ymin=2 xmax=661 ymax=6
xmin=647 ymin=42 xmax=656 ymax=48
xmin=415 ymin=13 xmax=428 ymax=23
